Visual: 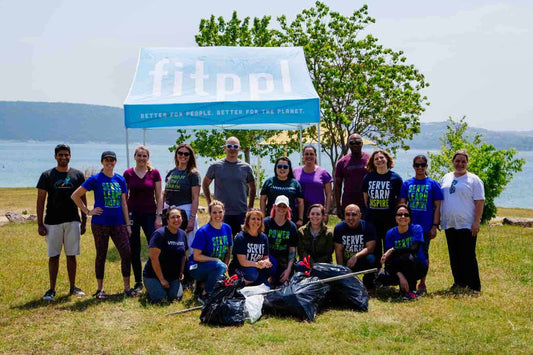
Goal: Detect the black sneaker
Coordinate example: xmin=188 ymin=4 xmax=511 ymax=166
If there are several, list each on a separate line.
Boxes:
xmin=43 ymin=289 xmax=55 ymax=301
xmin=69 ymin=286 xmax=85 ymax=297
xmin=93 ymin=289 xmax=107 ymax=300
xmin=133 ymin=282 xmax=143 ymax=293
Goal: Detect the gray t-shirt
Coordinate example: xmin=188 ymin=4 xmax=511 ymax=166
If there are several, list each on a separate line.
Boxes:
xmin=205 ymin=159 xmax=255 ymax=215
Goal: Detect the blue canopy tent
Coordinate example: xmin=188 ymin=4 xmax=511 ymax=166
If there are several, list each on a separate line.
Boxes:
xmin=124 ymin=46 xmax=321 ymax=167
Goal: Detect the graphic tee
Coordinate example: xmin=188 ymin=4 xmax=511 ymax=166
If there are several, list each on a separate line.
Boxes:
xmin=334 ymin=220 xmax=376 ymax=265
xmin=260 ymin=177 xmax=303 ymax=222
xmin=400 ymin=177 xmax=443 ymax=233
xmin=82 ymin=172 xmax=128 ymax=225
xmin=123 ymin=168 xmax=161 ymax=215
xmin=36 ymin=168 xmax=85 ymax=224
xmin=263 ymin=217 xmax=298 ymax=266
xmin=164 ymin=168 xmax=200 ymax=207
xmin=143 ymin=226 xmax=188 ymax=281
xmin=190 ymin=222 xmax=233 ymax=265
xmin=205 ymin=159 xmax=255 ymax=215
xmin=232 ymin=231 xmax=269 ymax=262
xmin=385 ymin=224 xmax=427 ymax=265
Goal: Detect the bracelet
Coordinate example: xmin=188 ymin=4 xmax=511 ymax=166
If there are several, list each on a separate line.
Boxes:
xmin=156 ymin=213 xmax=163 ymax=217
xmin=432 ymin=223 xmax=439 ymax=227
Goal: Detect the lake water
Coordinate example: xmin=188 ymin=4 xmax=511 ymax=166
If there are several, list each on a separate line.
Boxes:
xmin=0 ymin=140 xmax=530 ymax=208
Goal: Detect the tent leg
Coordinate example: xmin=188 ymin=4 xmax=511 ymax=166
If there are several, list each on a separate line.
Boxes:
xmin=317 ymin=124 xmax=321 ymax=166
xmin=126 ymin=129 xmax=130 ymax=168
xmin=299 ymin=127 xmax=303 ymax=164
xmin=256 ymin=144 xmax=261 ymax=198
xmin=143 ymin=128 xmax=146 ymax=146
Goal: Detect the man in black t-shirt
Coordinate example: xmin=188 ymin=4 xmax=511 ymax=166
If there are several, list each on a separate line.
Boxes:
xmin=36 ymin=144 xmax=87 ymax=301
xmin=334 ymin=204 xmax=377 ymax=290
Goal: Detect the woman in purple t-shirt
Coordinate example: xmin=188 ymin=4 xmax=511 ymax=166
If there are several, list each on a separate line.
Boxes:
xmin=123 ymin=145 xmax=163 ymax=293
xmin=293 ymin=145 xmax=333 ymax=224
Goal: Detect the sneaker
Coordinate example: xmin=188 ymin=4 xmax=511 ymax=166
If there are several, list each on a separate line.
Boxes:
xmin=69 ymin=286 xmax=85 ymax=297
xmin=402 ymin=291 xmax=420 ymax=301
xmin=417 ymin=282 xmax=427 ymax=295
xmin=197 ymin=291 xmax=208 ymax=305
xmin=43 ymin=289 xmax=56 ymax=301
xmin=133 ymin=282 xmax=143 ymax=293
xmin=93 ymin=289 xmax=107 ymax=300
xmin=124 ymin=288 xmax=138 ymax=297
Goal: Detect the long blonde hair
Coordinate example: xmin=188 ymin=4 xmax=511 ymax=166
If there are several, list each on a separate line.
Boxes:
xmin=134 ymin=145 xmax=153 ymax=171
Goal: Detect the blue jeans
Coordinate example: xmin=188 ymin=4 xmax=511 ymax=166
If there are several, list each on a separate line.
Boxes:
xmin=130 ymin=213 xmax=156 ymax=283
xmin=144 ymin=277 xmax=183 ymax=303
xmin=237 ymin=265 xmax=274 ymax=286
xmin=188 ymin=260 xmax=227 ymax=294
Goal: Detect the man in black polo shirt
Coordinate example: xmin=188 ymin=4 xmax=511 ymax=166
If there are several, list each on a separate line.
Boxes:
xmin=334 ymin=204 xmax=377 ymax=290
xmin=37 ymin=144 xmax=87 ymax=301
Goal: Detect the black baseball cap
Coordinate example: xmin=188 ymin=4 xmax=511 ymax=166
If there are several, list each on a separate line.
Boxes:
xmin=101 ymin=151 xmax=117 ymax=161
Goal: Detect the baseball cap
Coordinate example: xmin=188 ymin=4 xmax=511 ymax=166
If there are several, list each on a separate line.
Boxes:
xmin=101 ymin=151 xmax=117 ymax=161
xmin=274 ymin=195 xmax=290 ymax=207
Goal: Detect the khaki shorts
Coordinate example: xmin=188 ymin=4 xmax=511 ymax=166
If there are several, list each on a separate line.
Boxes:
xmin=45 ymin=221 xmax=81 ymax=257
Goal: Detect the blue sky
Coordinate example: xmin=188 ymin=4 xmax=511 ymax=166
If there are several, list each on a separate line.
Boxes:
xmin=1 ymin=0 xmax=532 ymax=130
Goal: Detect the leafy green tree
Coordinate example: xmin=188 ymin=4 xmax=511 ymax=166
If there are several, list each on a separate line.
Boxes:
xmin=276 ymin=1 xmax=429 ymax=170
xmin=428 ymin=117 xmax=525 ymax=223
xmin=171 ymin=11 xmax=294 ymax=166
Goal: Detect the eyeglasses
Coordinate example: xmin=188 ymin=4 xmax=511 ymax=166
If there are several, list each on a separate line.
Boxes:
xmin=226 ymin=144 xmax=240 ymax=149
xmin=177 ymin=151 xmax=190 ymax=157
xmin=396 ymin=213 xmax=410 ymax=217
xmin=413 ymin=163 xmax=427 ymax=168
xmin=348 ymin=140 xmax=363 ymax=146
xmin=450 ymin=179 xmax=458 ymax=194
xmin=276 ymin=164 xmax=290 ymax=169
xmin=345 ymin=212 xmax=359 ymax=217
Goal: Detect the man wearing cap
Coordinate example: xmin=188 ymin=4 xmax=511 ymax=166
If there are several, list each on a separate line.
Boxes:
xmin=334 ymin=204 xmax=377 ymax=290
xmin=202 ymin=137 xmax=256 ymax=237
xmin=334 ymin=133 xmax=370 ymax=219
xmin=263 ymin=195 xmax=298 ymax=286
xmin=37 ymin=144 xmax=87 ymax=301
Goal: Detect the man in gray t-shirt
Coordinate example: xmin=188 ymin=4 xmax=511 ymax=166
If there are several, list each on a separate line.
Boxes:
xmin=202 ymin=137 xmax=256 ymax=236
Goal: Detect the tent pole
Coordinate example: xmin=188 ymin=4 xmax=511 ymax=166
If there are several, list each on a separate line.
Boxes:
xmin=299 ymin=127 xmax=303 ymax=164
xmin=143 ymin=128 xmax=146 ymax=146
xmin=126 ymin=128 xmax=130 ymax=168
xmin=256 ymin=144 xmax=261 ymax=197
xmin=317 ymin=124 xmax=321 ymax=166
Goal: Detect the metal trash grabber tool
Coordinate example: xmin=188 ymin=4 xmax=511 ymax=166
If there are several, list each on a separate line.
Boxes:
xmin=166 ymin=267 xmax=377 ymax=316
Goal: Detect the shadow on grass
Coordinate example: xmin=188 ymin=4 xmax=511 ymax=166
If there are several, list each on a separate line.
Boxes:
xmin=58 ymin=292 xmax=135 ymax=312
xmin=11 ymin=294 xmax=72 ymax=310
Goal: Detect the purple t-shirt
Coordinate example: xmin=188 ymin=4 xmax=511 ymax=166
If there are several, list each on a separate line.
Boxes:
xmin=293 ymin=166 xmax=333 ymax=214
xmin=335 ymin=152 xmax=370 ymax=209
xmin=123 ymin=168 xmax=161 ymax=215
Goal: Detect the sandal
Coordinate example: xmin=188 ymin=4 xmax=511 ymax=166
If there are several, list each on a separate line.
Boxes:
xmin=93 ymin=289 xmax=107 ymax=300
xmin=124 ymin=288 xmax=138 ymax=297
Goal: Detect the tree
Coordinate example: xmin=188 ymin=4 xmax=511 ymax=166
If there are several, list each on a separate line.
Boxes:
xmin=171 ymin=12 xmax=293 ymax=165
xmin=428 ymin=117 xmax=525 ymax=223
xmin=276 ymin=2 xmax=429 ymax=171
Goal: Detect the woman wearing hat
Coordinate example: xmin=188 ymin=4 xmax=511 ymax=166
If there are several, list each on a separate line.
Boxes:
xmin=71 ymin=151 xmax=135 ymax=299
xmin=263 ymin=195 xmax=298 ymax=286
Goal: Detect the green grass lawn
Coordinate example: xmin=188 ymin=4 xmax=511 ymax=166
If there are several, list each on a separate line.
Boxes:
xmin=0 ymin=188 xmax=532 ymax=353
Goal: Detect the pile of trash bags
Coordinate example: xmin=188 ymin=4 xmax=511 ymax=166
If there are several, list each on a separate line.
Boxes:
xmin=199 ymin=263 xmax=370 ymax=325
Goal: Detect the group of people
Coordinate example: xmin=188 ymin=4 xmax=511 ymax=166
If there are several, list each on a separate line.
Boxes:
xmin=37 ymin=134 xmax=484 ymax=303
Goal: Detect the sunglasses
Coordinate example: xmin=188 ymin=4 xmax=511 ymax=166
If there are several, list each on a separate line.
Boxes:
xmin=413 ymin=163 xmax=427 ymax=168
xmin=396 ymin=213 xmax=410 ymax=217
xmin=277 ymin=164 xmax=290 ymax=169
xmin=177 ymin=151 xmax=190 ymax=157
xmin=348 ymin=140 xmax=363 ymax=146
xmin=450 ymin=179 xmax=458 ymax=194
xmin=226 ymin=144 xmax=240 ymax=149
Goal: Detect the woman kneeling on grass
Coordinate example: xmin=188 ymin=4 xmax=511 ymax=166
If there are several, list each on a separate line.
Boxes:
xmin=229 ymin=210 xmax=273 ymax=286
xmin=71 ymin=151 xmax=135 ymax=300
xmin=188 ymin=200 xmax=232 ymax=302
xmin=143 ymin=207 xmax=188 ymax=303
xmin=376 ymin=204 xmax=428 ymax=300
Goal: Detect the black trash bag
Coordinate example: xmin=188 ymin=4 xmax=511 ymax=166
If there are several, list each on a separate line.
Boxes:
xmin=262 ymin=274 xmax=330 ymax=322
xmin=200 ymin=277 xmax=246 ymax=326
xmin=310 ymin=263 xmax=369 ymax=312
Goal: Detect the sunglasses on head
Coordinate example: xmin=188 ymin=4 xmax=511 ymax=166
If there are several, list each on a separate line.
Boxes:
xmin=277 ymin=164 xmax=290 ymax=169
xmin=349 ymin=140 xmax=363 ymax=146
xmin=177 ymin=151 xmax=190 ymax=157
xmin=226 ymin=144 xmax=239 ymax=149
xmin=396 ymin=213 xmax=410 ymax=217
xmin=413 ymin=163 xmax=427 ymax=168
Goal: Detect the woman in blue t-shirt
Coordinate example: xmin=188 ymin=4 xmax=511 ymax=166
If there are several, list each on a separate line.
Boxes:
xmin=71 ymin=151 xmax=135 ymax=300
xmin=376 ymin=204 xmax=428 ymax=300
xmin=143 ymin=207 xmax=188 ymax=303
xmin=188 ymin=200 xmax=233 ymax=300
xmin=229 ymin=210 xmax=273 ymax=286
